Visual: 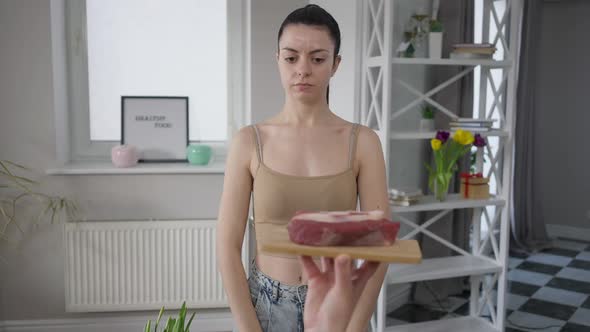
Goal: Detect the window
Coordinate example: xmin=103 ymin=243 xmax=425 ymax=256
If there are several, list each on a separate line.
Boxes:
xmin=65 ymin=0 xmax=247 ymax=162
xmin=473 ymin=0 xmax=507 ymax=236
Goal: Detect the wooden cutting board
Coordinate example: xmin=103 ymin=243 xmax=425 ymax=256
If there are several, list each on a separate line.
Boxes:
xmin=257 ymin=224 xmax=422 ymax=264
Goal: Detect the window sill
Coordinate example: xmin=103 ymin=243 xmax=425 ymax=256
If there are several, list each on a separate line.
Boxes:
xmin=46 ymin=160 xmax=226 ymax=175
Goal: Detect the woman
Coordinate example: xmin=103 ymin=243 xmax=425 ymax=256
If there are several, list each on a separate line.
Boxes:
xmin=216 ymin=4 xmax=390 ymax=331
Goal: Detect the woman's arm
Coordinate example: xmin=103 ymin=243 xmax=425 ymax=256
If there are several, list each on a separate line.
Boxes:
xmin=216 ymin=127 xmax=262 ymax=332
xmin=346 ymin=126 xmax=391 ymax=332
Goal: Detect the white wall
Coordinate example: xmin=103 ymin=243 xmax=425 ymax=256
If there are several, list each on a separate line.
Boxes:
xmin=310 ymin=0 xmax=361 ymax=122
xmin=1 ymin=0 xmax=75 ymax=320
xmin=0 ymin=0 xmax=304 ymax=326
xmin=250 ymin=0 xmax=307 ymax=123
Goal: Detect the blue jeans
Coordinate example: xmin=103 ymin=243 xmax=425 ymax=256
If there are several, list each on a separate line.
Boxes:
xmin=248 ymin=261 xmax=308 ymax=332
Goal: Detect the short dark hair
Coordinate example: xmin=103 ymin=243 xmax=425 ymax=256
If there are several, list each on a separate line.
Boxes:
xmin=277 ymin=4 xmax=341 ymax=57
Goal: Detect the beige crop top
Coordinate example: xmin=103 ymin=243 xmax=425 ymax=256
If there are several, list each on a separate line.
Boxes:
xmin=251 ymin=124 xmax=360 ymax=250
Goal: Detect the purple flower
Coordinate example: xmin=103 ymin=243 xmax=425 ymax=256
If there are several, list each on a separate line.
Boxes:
xmin=473 ymin=134 xmax=487 ymax=147
xmin=435 ymin=131 xmax=450 ymax=143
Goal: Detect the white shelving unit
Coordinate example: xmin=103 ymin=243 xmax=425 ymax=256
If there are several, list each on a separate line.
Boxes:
xmin=390 ymin=129 xmax=508 ymax=140
xmin=390 ymin=194 xmax=505 ymax=213
xmin=387 ymin=256 xmax=502 ymax=284
xmin=358 ymin=1 xmax=524 ymax=331
xmin=365 ymin=57 xmax=512 ymax=68
xmin=391 ymin=57 xmax=512 ymax=67
xmin=388 ymin=316 xmax=498 ymax=332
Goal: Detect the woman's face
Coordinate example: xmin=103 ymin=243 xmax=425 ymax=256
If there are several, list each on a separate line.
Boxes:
xmin=277 ymin=24 xmax=340 ymax=104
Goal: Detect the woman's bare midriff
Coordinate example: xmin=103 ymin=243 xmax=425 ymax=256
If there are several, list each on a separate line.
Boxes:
xmin=255 ymin=251 xmax=320 ymax=286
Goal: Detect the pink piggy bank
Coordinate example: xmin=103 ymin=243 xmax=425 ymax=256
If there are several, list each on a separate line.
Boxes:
xmin=111 ymin=144 xmax=139 ymax=168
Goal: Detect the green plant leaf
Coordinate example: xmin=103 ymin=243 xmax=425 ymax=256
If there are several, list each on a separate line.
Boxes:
xmin=0 ymin=160 xmax=78 ymax=252
xmin=0 ymin=161 xmax=37 ymax=190
xmin=0 ymin=202 xmax=12 ymax=220
xmin=155 ymin=306 xmax=165 ymax=331
xmin=144 ymin=320 xmax=151 ymax=332
xmin=8 ymin=175 xmax=37 ymax=185
xmin=49 ymin=201 xmax=58 ymax=225
xmin=36 ymin=201 xmax=53 ymax=227
xmin=422 ymin=105 xmax=434 ymax=119
xmin=165 ymin=318 xmax=176 ymax=332
xmin=436 ymin=172 xmax=445 ymax=184
xmin=185 ymin=312 xmax=196 ymax=332
xmin=429 ymin=19 xmax=443 ymax=32
xmin=173 ymin=317 xmax=182 ymax=332
xmin=178 ymin=302 xmax=187 ymax=329
xmin=0 ymin=160 xmax=29 ymax=170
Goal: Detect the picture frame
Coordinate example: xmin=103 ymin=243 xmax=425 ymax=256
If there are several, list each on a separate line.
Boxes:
xmin=121 ymin=96 xmax=189 ymax=162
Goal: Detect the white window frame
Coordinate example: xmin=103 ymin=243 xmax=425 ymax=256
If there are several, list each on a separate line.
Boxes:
xmin=59 ymin=0 xmax=249 ymax=164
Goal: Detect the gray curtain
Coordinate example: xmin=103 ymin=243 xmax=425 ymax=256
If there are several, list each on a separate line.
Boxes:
xmin=511 ymin=0 xmax=552 ymax=252
xmin=413 ymin=0 xmax=474 ymax=305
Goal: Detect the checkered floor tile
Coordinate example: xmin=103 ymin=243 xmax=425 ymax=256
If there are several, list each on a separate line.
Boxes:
xmin=387 ymin=238 xmax=590 ymax=331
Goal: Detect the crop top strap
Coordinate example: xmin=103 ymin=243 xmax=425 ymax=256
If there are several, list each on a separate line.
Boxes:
xmin=252 ymin=125 xmax=263 ymax=163
xmin=348 ymin=123 xmax=360 ymax=169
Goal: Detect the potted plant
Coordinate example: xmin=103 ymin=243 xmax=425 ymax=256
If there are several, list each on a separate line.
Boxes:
xmin=419 ymin=104 xmax=436 ymax=132
xmin=144 ymin=302 xmax=196 ymax=332
xmin=397 ymin=30 xmax=416 ymax=58
xmin=429 ymin=18 xmax=444 ymax=58
xmin=1 ymin=160 xmax=77 ymax=250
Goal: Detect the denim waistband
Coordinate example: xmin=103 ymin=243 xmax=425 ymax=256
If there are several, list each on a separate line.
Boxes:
xmin=250 ymin=260 xmax=308 ymax=304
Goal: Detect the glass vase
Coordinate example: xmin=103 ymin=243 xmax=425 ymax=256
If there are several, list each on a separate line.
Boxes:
xmin=433 ymin=173 xmax=452 ymax=201
xmin=410 ymin=13 xmax=430 ymax=57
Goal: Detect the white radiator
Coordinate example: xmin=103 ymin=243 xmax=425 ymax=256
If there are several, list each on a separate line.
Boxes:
xmin=64 ymin=220 xmax=248 ymax=312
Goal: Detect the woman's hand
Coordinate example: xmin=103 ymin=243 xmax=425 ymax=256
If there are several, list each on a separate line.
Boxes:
xmin=300 ymin=255 xmax=379 ymax=332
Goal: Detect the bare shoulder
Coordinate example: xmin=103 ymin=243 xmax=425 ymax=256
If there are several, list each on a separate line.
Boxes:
xmin=356 ymin=124 xmax=383 ymax=158
xmin=354 ymin=124 xmax=389 ymax=213
xmin=226 ymin=125 xmax=257 ymax=170
xmin=230 ymin=125 xmax=256 ymax=148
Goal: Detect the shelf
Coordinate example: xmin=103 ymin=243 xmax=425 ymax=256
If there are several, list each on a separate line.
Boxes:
xmin=386 ymin=255 xmax=501 ymax=284
xmin=385 ymin=316 xmax=498 ymax=332
xmin=391 ymin=194 xmax=505 ymax=213
xmin=46 ymin=161 xmax=226 ymax=175
xmin=362 ymin=2 xmax=521 ymax=331
xmin=392 ymin=57 xmax=512 ymax=68
xmin=390 ymin=129 xmax=508 ymax=140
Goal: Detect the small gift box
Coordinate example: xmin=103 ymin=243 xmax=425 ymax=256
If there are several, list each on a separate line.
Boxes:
xmin=460 ymin=172 xmax=490 ymax=199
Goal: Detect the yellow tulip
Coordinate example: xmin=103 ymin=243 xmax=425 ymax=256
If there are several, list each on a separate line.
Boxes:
xmin=452 ymin=129 xmax=474 ymax=145
xmin=431 ymin=139 xmax=442 ymax=151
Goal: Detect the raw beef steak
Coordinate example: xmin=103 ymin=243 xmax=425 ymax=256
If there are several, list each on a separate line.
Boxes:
xmin=287 ymin=210 xmax=400 ymax=246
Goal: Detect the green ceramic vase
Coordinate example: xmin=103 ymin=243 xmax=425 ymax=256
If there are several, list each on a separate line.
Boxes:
xmin=186 ymin=144 xmax=212 ymax=165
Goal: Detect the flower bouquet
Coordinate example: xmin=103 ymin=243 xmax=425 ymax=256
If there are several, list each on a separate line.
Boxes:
xmin=425 ymin=130 xmax=487 ymax=201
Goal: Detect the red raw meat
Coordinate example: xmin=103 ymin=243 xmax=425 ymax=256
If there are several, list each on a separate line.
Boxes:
xmin=287 ymin=210 xmax=400 ymax=246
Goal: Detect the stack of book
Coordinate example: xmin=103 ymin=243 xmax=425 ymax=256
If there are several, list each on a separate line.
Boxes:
xmin=450 ymin=43 xmax=496 ymax=59
xmin=450 ymin=118 xmax=496 ymax=132
xmin=388 ymin=188 xmax=423 ymax=206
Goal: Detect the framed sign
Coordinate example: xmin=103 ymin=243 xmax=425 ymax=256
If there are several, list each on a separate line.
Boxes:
xmin=121 ymin=96 xmax=189 ymax=162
